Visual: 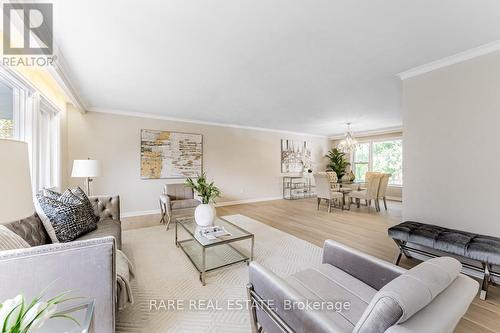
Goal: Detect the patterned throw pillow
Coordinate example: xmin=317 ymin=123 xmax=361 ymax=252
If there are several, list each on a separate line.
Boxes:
xmin=60 ymin=190 xmax=99 ymax=229
xmin=70 ymin=187 xmax=99 ymax=223
xmin=36 ymin=194 xmax=97 ymax=242
xmin=43 ymin=188 xmax=61 ymax=199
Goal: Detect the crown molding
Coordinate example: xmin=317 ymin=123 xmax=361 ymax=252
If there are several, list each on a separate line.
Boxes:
xmin=87 ymin=107 xmax=328 ymax=138
xmin=329 ymin=126 xmax=402 ymax=140
xmin=398 ymin=40 xmax=500 ymax=80
xmin=48 ymin=49 xmax=87 ymax=113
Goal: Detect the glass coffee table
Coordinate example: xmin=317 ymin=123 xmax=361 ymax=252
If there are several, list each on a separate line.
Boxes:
xmin=175 ymin=215 xmax=254 ymax=285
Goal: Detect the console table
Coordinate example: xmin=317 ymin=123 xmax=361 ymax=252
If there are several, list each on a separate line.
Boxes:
xmin=282 ymin=176 xmax=315 ymax=200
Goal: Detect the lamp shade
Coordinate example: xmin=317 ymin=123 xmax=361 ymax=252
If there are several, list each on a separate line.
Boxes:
xmin=0 ymin=139 xmax=34 ymax=224
xmin=71 ymin=160 xmax=100 ymax=178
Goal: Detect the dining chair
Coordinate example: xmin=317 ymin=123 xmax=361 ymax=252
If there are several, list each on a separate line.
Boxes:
xmin=313 ymin=173 xmax=344 ymax=213
xmin=378 ymin=173 xmax=391 ymax=210
xmin=325 ymin=170 xmax=341 ymax=191
xmin=347 ymin=172 xmax=383 ymax=211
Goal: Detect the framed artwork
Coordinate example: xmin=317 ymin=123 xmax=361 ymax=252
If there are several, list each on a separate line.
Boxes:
xmin=141 ymin=129 xmax=203 ymax=179
xmin=281 ymin=139 xmax=311 ymax=173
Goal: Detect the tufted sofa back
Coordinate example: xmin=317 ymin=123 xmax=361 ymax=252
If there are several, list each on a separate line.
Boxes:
xmin=89 ymin=195 xmax=121 ymax=221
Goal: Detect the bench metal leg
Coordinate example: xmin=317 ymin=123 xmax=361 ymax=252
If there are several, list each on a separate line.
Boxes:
xmin=393 ymin=240 xmax=411 ymax=265
xmin=480 ymin=263 xmax=492 ymax=300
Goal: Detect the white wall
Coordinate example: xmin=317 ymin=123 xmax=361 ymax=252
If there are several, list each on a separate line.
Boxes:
xmin=66 ymin=108 xmax=329 ymax=215
xmin=403 ymin=51 xmax=500 ymax=236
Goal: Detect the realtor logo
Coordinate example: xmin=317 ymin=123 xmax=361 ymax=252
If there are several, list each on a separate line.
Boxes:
xmin=3 ymin=3 xmax=53 ymax=55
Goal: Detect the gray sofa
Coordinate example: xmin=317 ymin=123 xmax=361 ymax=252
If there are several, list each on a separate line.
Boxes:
xmin=248 ymin=240 xmax=479 ymax=333
xmin=0 ymin=195 xmax=121 ymax=333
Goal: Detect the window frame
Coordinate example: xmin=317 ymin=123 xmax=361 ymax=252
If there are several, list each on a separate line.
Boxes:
xmin=0 ymin=66 xmax=62 ymax=191
xmin=351 ymin=136 xmax=403 ymax=187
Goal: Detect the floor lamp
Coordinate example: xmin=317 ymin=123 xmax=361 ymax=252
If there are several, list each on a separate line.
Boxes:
xmin=0 ymin=139 xmax=35 ymax=224
xmin=71 ymin=159 xmax=100 ymax=196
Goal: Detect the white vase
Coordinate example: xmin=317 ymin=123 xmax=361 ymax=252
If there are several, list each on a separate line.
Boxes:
xmin=194 ymin=204 xmax=216 ymax=227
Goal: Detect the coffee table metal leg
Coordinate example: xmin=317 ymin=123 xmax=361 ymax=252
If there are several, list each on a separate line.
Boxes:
xmin=201 ymin=247 xmax=206 ymax=286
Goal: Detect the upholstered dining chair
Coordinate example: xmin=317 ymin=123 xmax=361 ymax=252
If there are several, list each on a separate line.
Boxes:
xmin=378 ymin=173 xmax=391 ymax=210
xmin=313 ymin=173 xmax=344 ymax=213
xmin=159 ymin=183 xmax=201 ymax=230
xmin=325 ymin=170 xmax=341 ymax=191
xmin=347 ymin=172 xmax=383 ymax=211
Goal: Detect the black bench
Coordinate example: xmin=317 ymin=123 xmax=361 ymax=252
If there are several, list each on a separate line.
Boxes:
xmin=388 ymin=221 xmax=500 ymax=300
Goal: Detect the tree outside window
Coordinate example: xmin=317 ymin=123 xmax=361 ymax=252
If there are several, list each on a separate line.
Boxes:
xmin=352 ymin=139 xmax=403 ymax=185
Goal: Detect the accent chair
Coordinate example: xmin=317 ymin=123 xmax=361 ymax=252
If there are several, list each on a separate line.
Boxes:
xmin=160 ymin=183 xmax=201 ymax=230
xmin=314 ymin=173 xmax=344 ymax=212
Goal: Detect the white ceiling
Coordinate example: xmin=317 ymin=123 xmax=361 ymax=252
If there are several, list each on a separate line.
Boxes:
xmin=52 ymin=0 xmax=500 ymax=136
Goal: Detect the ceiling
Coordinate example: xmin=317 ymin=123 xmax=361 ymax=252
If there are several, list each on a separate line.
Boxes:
xmin=52 ymin=0 xmax=500 ymax=136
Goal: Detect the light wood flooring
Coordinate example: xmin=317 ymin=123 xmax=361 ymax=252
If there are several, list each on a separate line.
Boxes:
xmin=124 ymin=198 xmax=500 ymax=332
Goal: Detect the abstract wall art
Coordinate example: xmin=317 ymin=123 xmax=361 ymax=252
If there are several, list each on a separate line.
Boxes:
xmin=141 ymin=129 xmax=203 ymax=179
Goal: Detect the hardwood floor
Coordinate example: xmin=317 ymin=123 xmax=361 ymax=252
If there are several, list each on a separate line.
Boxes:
xmin=215 ymin=198 xmax=500 ymax=333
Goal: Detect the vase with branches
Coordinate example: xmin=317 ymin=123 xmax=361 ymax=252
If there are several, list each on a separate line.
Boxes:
xmin=186 ymin=172 xmax=221 ymax=226
xmin=325 ymin=148 xmax=351 ymax=181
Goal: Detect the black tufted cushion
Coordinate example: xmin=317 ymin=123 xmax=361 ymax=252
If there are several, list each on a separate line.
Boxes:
xmin=389 ymin=221 xmax=500 ymax=265
xmin=4 ymin=214 xmax=50 ymax=246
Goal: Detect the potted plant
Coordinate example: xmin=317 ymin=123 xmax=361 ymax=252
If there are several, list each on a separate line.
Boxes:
xmin=186 ymin=172 xmax=221 ymax=227
xmin=0 ymin=290 xmax=78 ymax=333
xmin=325 ymin=148 xmax=351 ymax=182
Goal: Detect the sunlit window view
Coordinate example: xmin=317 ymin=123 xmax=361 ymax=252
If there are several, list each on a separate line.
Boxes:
xmin=352 ymin=139 xmax=403 ymax=185
xmin=0 ymin=81 xmax=14 ymax=139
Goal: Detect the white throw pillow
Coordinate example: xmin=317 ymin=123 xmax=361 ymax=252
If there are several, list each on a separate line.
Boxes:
xmin=0 ymin=225 xmax=30 ymax=251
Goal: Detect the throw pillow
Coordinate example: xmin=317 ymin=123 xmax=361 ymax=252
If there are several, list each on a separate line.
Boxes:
xmin=36 ymin=194 xmax=97 ymax=242
xmin=0 ymin=225 xmax=30 ymax=251
xmin=70 ymin=187 xmax=99 ymax=223
xmin=43 ymin=188 xmax=61 ymax=199
xmin=60 ymin=189 xmax=98 ymax=230
xmin=34 ymin=193 xmax=59 ymax=243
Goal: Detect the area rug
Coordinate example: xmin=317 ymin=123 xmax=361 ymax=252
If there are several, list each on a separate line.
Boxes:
xmin=116 ymin=214 xmax=322 ymax=333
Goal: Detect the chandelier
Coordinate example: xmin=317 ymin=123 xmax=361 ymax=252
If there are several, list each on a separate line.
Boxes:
xmin=338 ymin=123 xmax=358 ymax=153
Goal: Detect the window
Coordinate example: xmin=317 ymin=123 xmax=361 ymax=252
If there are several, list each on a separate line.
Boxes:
xmin=353 ymin=142 xmax=369 ymax=182
xmin=0 ymin=81 xmax=14 ymax=139
xmin=352 ymin=139 xmax=403 ymax=186
xmin=0 ymin=67 xmax=62 ymax=191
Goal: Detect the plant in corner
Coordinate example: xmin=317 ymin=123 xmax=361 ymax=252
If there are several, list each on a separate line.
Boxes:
xmin=186 ymin=172 xmax=221 ymax=227
xmin=325 ymin=148 xmax=351 ymax=182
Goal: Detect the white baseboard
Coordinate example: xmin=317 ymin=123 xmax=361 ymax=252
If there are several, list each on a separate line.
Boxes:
xmin=214 ymin=196 xmax=282 ymax=207
xmin=386 ymin=196 xmax=402 ymax=202
xmin=121 ymin=196 xmax=283 ymax=217
xmin=122 ymin=209 xmax=161 ymax=218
